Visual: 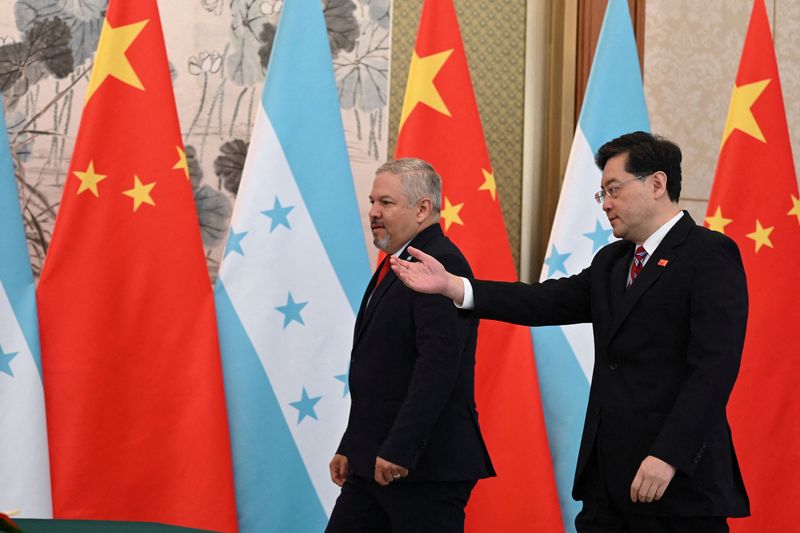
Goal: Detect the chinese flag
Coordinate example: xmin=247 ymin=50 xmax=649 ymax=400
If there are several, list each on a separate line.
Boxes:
xmin=36 ymin=1 xmax=238 ymax=531
xmin=705 ymin=1 xmax=800 ymax=531
xmin=395 ymin=1 xmax=562 ymax=530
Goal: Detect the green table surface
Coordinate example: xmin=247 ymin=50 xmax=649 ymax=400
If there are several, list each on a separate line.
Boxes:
xmin=14 ymin=519 xmax=219 ymax=533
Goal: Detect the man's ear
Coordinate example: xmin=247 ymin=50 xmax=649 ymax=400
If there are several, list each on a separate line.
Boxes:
xmin=652 ymin=171 xmax=668 ymax=199
xmin=416 ymin=197 xmax=433 ymax=221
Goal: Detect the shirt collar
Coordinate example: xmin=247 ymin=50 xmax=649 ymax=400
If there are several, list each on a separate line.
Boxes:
xmin=639 ymin=211 xmax=684 ymax=256
xmin=394 ymin=239 xmax=414 ymax=259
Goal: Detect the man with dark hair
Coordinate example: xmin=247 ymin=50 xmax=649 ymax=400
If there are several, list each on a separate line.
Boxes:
xmin=595 ymin=131 xmax=683 ymax=203
xmin=326 ymin=158 xmax=494 ymax=533
xmin=391 ymin=132 xmax=750 ymax=532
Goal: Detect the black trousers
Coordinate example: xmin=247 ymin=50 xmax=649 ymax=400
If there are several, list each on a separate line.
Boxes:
xmin=325 ymin=474 xmax=476 ymax=533
xmin=576 ymin=450 xmax=728 ymax=533
xmin=576 ymin=501 xmax=729 ymax=533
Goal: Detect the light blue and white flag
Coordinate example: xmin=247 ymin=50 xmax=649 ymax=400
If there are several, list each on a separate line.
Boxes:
xmin=214 ymin=1 xmax=371 ymax=531
xmin=531 ymin=0 xmax=649 ymax=529
xmin=0 ymin=98 xmax=52 ymax=516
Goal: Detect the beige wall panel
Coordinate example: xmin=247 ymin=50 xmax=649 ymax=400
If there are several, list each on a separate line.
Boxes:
xmin=645 ymin=0 xmax=800 ymax=225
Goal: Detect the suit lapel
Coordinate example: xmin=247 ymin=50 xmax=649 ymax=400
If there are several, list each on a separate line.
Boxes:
xmin=353 ymin=256 xmax=387 ymax=343
xmin=607 ymin=213 xmax=695 ymax=342
xmin=361 ymin=258 xmax=398 ymax=319
xmin=609 ymin=243 xmax=633 ymax=317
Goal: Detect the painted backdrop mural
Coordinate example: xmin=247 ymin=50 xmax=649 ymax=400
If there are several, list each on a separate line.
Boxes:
xmin=0 ymin=0 xmax=390 ymax=278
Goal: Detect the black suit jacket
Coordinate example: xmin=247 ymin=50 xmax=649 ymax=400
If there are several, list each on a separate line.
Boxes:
xmin=470 ymin=213 xmax=749 ymax=517
xmin=337 ymin=223 xmax=494 ymax=481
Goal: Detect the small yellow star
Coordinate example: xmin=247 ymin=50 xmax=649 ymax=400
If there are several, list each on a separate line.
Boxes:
xmin=173 ymin=146 xmax=189 ymax=180
xmin=86 ymin=18 xmax=149 ymax=102
xmin=705 ymin=206 xmax=733 ymax=234
xmin=440 ymin=197 xmax=464 ymax=232
xmin=745 ymin=219 xmax=774 ymax=253
xmin=788 ymin=194 xmax=800 ymax=224
xmin=721 ymin=79 xmax=770 ymax=146
xmin=478 ymin=168 xmax=496 ymax=201
xmin=122 ymin=175 xmax=156 ymax=212
xmin=73 ymin=161 xmax=108 ymax=197
xmin=399 ymin=49 xmax=453 ymax=130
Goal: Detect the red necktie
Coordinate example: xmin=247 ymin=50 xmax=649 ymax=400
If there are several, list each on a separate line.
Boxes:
xmin=628 ymin=245 xmax=648 ymax=287
xmin=375 ymin=255 xmax=391 ymax=287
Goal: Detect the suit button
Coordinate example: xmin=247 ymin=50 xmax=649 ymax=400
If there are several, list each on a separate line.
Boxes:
xmin=609 ymin=362 xmax=618 ymax=370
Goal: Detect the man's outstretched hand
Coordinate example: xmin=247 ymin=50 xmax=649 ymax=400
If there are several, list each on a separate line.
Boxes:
xmin=391 ymin=246 xmax=465 ymax=304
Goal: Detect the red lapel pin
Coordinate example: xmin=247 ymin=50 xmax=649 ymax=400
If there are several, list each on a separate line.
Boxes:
xmin=658 ymin=259 xmax=669 ymax=267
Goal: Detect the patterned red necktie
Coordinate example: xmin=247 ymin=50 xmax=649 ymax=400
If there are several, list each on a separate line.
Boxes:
xmin=628 ymin=245 xmax=648 ymax=287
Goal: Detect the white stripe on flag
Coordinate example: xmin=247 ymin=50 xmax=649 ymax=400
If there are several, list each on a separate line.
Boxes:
xmin=219 ymin=105 xmax=354 ymax=513
xmin=0 ymin=281 xmax=52 ymax=517
xmin=541 ymin=127 xmax=607 ymax=381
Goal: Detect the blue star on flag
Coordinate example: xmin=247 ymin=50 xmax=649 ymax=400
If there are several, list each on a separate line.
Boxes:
xmin=289 ymin=387 xmax=322 ymax=424
xmin=335 ymin=370 xmax=350 ymax=397
xmin=544 ymin=244 xmax=571 ymax=278
xmin=583 ymin=219 xmax=613 ymax=253
xmin=0 ymin=346 xmax=19 ymax=377
xmin=223 ymin=228 xmax=248 ymax=257
xmin=275 ymin=292 xmax=308 ymax=328
xmin=262 ymin=196 xmax=295 ymax=232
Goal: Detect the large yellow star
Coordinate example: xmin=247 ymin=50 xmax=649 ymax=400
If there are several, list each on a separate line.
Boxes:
xmin=745 ymin=219 xmax=774 ymax=253
xmin=788 ymin=194 xmax=800 ymax=224
xmin=399 ymin=49 xmax=453 ymax=130
xmin=122 ymin=175 xmax=156 ymax=212
xmin=478 ymin=168 xmax=496 ymax=201
xmin=440 ymin=197 xmax=464 ymax=232
xmin=721 ymin=79 xmax=770 ymax=146
xmin=173 ymin=146 xmax=189 ymax=180
xmin=705 ymin=206 xmax=733 ymax=234
xmin=73 ymin=161 xmax=107 ymax=197
xmin=86 ymin=18 xmax=149 ymax=102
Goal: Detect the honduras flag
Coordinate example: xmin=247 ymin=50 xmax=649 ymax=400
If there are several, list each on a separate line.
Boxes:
xmin=214 ymin=1 xmax=371 ymax=531
xmin=0 ymin=97 xmax=52 ymax=516
xmin=531 ymin=0 xmax=649 ymax=529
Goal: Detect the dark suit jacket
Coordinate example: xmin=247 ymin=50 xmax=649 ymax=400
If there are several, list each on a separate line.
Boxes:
xmin=337 ymin=223 xmax=495 ymax=482
xmin=470 ymin=212 xmax=749 ymax=517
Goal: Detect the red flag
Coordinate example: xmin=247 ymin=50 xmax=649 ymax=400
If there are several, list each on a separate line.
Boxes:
xmin=705 ymin=1 xmax=800 ymax=531
xmin=0 ymin=513 xmax=22 ymax=533
xmin=395 ymin=1 xmax=562 ymax=530
xmin=36 ymin=1 xmax=238 ymax=531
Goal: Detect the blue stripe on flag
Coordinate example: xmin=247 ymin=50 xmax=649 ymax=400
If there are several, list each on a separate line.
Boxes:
xmin=533 ymin=1 xmax=650 ymax=530
xmin=0 ymin=97 xmax=42 ymax=374
xmin=579 ymin=0 xmax=650 ymax=153
xmin=262 ymin=0 xmax=369 ymax=314
xmin=215 ymin=284 xmax=328 ymax=532
xmin=532 ymin=327 xmax=589 ymax=527
xmin=216 ymin=1 xmax=369 ymax=529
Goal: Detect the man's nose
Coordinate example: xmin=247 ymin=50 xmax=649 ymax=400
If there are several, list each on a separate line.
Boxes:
xmin=369 ymin=203 xmax=381 ymax=218
xmin=602 ymin=195 xmax=612 ymax=211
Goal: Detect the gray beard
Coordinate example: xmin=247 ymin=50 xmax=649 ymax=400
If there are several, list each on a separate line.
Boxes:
xmin=373 ymin=233 xmax=391 ymax=252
